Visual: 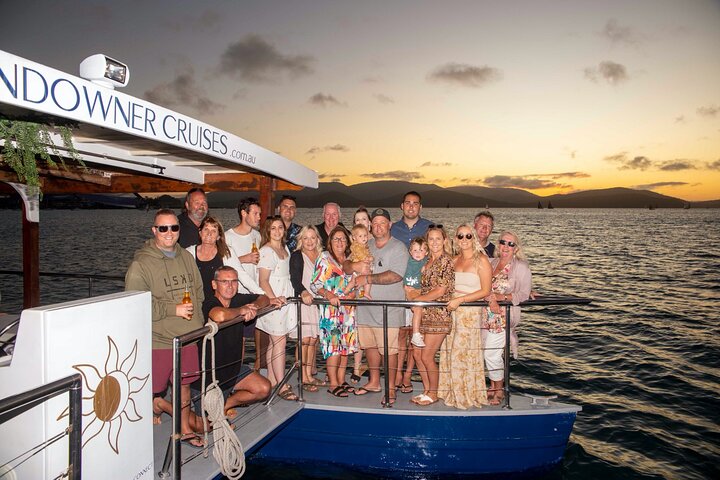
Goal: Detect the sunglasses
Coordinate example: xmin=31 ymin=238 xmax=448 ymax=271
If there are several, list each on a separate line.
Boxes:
xmin=215 ymin=279 xmax=239 ymax=285
xmin=155 ymin=224 xmax=180 ymax=233
xmin=428 ymin=224 xmax=444 ymax=229
xmin=499 ymin=239 xmax=517 ymax=247
xmin=456 ymin=233 xmax=473 ymax=240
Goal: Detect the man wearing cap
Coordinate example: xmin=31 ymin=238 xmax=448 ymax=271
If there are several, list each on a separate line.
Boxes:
xmin=350 ymin=208 xmax=409 ymax=405
xmin=391 ymin=191 xmax=433 ymax=248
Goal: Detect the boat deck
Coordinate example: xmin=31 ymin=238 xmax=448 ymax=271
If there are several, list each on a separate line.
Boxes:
xmin=154 ymin=379 xmax=580 ymax=478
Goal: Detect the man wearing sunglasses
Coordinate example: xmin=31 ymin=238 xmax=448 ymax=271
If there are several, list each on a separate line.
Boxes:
xmin=125 ymin=208 xmax=206 ymax=445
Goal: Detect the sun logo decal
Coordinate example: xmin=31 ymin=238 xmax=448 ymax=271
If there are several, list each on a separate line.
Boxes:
xmin=58 ymin=336 xmax=150 ymax=454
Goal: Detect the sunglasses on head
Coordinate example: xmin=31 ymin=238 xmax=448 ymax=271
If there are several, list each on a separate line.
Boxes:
xmin=428 ymin=224 xmax=444 ymax=229
xmin=456 ymin=233 xmax=473 ymax=240
xmin=499 ymin=239 xmax=516 ymax=247
xmin=155 ymin=224 xmax=180 ymax=233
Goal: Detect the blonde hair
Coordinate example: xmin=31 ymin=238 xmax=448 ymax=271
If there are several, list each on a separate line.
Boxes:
xmin=425 ymin=225 xmax=452 ymax=256
xmin=294 ymin=225 xmax=323 ymax=255
xmin=495 ymin=230 xmax=527 ymax=261
xmin=452 ymin=224 xmax=485 ymax=265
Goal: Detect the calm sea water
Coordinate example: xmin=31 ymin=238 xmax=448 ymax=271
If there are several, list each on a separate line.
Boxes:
xmin=0 ymin=207 xmax=718 ymax=479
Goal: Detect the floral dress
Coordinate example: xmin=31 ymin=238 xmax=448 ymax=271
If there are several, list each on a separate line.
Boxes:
xmin=483 ymin=263 xmax=511 ymax=333
xmin=419 ymin=253 xmax=455 ymax=335
xmin=310 ymin=251 xmax=357 ymax=359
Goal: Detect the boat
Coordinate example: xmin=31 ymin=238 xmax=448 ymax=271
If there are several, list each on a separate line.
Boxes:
xmin=547 ymin=201 xmax=554 ymax=209
xmin=0 ymin=49 xmax=585 ymax=479
xmin=537 ymin=201 xmax=543 ymax=209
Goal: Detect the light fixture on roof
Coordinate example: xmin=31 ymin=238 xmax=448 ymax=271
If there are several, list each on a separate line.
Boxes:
xmin=79 ymin=54 xmax=129 ymax=89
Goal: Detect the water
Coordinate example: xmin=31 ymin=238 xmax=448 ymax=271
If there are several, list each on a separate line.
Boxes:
xmin=0 ymin=207 xmax=718 ymax=479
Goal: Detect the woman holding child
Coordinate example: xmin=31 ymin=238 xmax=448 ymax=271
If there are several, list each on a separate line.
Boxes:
xmin=311 ymin=226 xmax=358 ymax=397
xmin=411 ymin=225 xmax=455 ymax=406
xmin=438 ymin=224 xmax=494 ymax=409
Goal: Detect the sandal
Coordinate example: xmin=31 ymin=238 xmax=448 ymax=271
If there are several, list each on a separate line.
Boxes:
xmin=381 ymin=396 xmax=396 ymax=406
xmin=350 ymin=373 xmax=362 ymax=384
xmin=397 ymin=383 xmax=414 ymax=394
xmin=310 ymin=377 xmax=328 ymax=387
xmin=415 ymin=394 xmax=438 ymax=406
xmin=278 ymin=386 xmax=299 ymax=401
xmin=303 ymin=382 xmax=319 ymax=392
xmin=180 ymin=432 xmax=205 ymax=449
xmin=327 ymin=386 xmax=349 ymax=397
xmin=341 ymin=382 xmax=355 ymax=394
xmin=354 ymin=386 xmax=381 ymax=395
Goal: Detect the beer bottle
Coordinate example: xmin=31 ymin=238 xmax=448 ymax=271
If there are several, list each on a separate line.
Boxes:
xmin=251 ymin=241 xmax=258 ymax=253
xmin=181 ymin=286 xmax=192 ymax=304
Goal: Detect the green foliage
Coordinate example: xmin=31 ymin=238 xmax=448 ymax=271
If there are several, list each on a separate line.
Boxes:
xmin=0 ymin=119 xmax=83 ymax=190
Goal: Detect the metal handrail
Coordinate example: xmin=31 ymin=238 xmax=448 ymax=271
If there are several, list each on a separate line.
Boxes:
xmin=0 ymin=373 xmax=83 ymax=479
xmin=161 ymin=294 xmax=591 ymax=478
xmin=0 ymin=269 xmax=124 ymax=297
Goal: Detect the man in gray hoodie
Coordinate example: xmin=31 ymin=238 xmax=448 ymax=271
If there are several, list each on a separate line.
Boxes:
xmin=125 ymin=208 xmax=206 ymax=446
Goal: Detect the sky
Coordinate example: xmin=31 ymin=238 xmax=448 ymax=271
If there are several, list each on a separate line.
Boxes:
xmin=1 ymin=0 xmax=719 ymax=200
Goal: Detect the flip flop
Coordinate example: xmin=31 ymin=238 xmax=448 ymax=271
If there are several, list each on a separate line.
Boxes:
xmin=327 ymin=386 xmax=349 ymax=398
xmin=381 ymin=396 xmax=396 ymax=406
xmin=341 ymin=382 xmax=355 ymax=394
xmin=354 ymin=386 xmax=381 ymax=396
xmin=350 ymin=373 xmax=362 ymax=384
xmin=310 ymin=377 xmax=328 ymax=387
xmin=410 ymin=393 xmax=429 ymax=404
xmin=415 ymin=394 xmax=438 ymax=406
xmin=397 ymin=383 xmax=414 ymax=394
xmin=180 ymin=433 xmax=205 ymax=449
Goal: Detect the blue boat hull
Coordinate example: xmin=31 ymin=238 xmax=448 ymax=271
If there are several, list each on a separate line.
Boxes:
xmin=253 ymin=406 xmax=578 ymax=475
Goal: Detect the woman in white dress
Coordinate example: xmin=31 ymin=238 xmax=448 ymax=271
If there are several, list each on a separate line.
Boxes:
xmin=257 ymin=216 xmax=297 ymax=400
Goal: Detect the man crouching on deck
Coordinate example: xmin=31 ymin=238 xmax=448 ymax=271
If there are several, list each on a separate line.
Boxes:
xmin=200 ymin=266 xmax=284 ymax=417
xmin=125 ymin=208 xmax=206 ymax=447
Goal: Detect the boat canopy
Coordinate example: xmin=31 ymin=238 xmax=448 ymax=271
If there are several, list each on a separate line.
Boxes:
xmin=0 ymin=49 xmax=318 ymax=189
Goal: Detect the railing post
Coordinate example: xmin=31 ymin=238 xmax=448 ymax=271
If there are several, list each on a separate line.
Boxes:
xmin=172 ymin=337 xmax=182 ymax=479
xmin=68 ymin=374 xmax=83 ymax=480
xmin=296 ymin=298 xmax=304 ymax=402
xmin=503 ymin=303 xmax=512 ymax=410
xmin=382 ymin=304 xmax=391 ymax=408
xmin=88 ymin=277 xmax=94 ymax=297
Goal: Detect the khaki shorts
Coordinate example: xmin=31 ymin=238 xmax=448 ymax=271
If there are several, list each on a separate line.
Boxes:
xmin=358 ymin=326 xmax=399 ymax=355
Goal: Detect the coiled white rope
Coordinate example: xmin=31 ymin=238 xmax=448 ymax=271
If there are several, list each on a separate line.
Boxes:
xmin=200 ymin=320 xmax=246 ymax=479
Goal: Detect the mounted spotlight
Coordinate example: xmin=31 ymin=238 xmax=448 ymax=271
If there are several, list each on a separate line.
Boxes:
xmin=79 ymin=54 xmax=129 ymax=89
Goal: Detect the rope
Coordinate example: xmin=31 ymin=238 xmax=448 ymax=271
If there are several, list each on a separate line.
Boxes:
xmin=200 ymin=320 xmax=246 ymax=479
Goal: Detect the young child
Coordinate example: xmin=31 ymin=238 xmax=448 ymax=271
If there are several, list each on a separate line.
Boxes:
xmin=349 ymin=224 xmax=373 ymax=298
xmin=405 ymin=237 xmax=429 ymax=347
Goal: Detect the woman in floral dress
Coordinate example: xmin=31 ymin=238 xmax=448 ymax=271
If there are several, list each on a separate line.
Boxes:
xmin=311 ymin=226 xmax=358 ymax=397
xmin=411 ymin=225 xmax=454 ymax=406
xmin=438 ymin=224 xmax=494 ymax=409
xmin=484 ymin=230 xmax=532 ymax=405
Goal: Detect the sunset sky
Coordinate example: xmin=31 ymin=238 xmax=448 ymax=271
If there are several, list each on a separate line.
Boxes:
xmin=2 ymin=0 xmax=719 ymax=200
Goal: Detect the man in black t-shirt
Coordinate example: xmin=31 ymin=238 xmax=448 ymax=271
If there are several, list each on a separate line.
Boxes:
xmin=199 ymin=266 xmax=284 ymax=416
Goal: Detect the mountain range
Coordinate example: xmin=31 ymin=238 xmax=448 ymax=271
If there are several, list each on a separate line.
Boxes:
xmin=200 ymin=181 xmax=719 ymax=209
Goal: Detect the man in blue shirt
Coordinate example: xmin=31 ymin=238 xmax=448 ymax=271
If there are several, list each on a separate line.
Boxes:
xmin=390 ymin=191 xmax=433 ymax=247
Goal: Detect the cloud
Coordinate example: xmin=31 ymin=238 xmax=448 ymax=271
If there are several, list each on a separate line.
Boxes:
xmin=318 ymin=173 xmax=347 ymax=182
xmin=374 ymin=93 xmax=395 ymax=104
xmin=218 ymin=34 xmax=314 ymax=83
xmin=601 ymin=19 xmax=641 ymax=46
xmin=308 ymin=93 xmax=346 ymax=108
xmin=583 ymin=61 xmax=629 ymax=84
xmin=526 ymin=172 xmax=590 ymax=179
xmin=482 ymin=175 xmax=564 ymax=190
xmin=603 ymin=152 xmax=652 ymax=170
xmin=419 ymin=161 xmax=453 ymax=167
xmin=360 ymin=171 xmax=425 ymax=181
xmin=144 ymin=67 xmax=223 ymax=115
xmin=634 ymin=182 xmax=688 ymax=190
xmin=707 ymin=159 xmax=720 ymax=170
xmin=697 ymin=104 xmax=719 ymax=117
xmin=675 ymin=115 xmax=686 ymax=123
xmin=164 ymin=9 xmax=222 ymax=32
xmin=656 ymin=160 xmax=697 ymax=171
xmin=427 ymin=62 xmax=501 ymax=88
xmin=305 ymin=144 xmax=350 ymax=155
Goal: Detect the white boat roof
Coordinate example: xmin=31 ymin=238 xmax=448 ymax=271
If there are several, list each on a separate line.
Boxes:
xmin=0 ymin=50 xmax=318 ymax=188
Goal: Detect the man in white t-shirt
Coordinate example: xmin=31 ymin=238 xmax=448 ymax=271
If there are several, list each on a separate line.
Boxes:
xmin=225 ymin=197 xmax=266 ymax=369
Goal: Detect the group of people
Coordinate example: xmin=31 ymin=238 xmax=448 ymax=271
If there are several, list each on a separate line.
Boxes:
xmin=124 ymin=188 xmax=532 ymax=445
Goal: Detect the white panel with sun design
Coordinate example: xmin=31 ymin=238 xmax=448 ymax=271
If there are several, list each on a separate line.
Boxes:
xmin=0 ymin=291 xmax=154 ymax=479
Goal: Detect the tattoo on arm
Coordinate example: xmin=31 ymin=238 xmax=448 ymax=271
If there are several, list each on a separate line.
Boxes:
xmin=371 ymin=271 xmax=403 ymax=285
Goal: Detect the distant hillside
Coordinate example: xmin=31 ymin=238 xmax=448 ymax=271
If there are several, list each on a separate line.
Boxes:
xmin=446 ymin=186 xmax=540 ymax=206
xmin=542 ymin=187 xmax=686 ymax=208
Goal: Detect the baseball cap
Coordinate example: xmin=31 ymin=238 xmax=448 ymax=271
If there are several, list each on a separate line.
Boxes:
xmin=370 ymin=208 xmax=391 ymax=221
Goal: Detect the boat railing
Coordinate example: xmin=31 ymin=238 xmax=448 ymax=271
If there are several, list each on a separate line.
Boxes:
xmin=0 ymin=269 xmax=124 ymax=299
xmin=0 ymin=373 xmax=83 ymax=480
xmin=163 ymin=295 xmax=592 ymax=479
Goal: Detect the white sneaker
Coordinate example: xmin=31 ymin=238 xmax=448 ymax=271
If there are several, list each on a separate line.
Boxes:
xmin=411 ymin=332 xmax=425 ymax=347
